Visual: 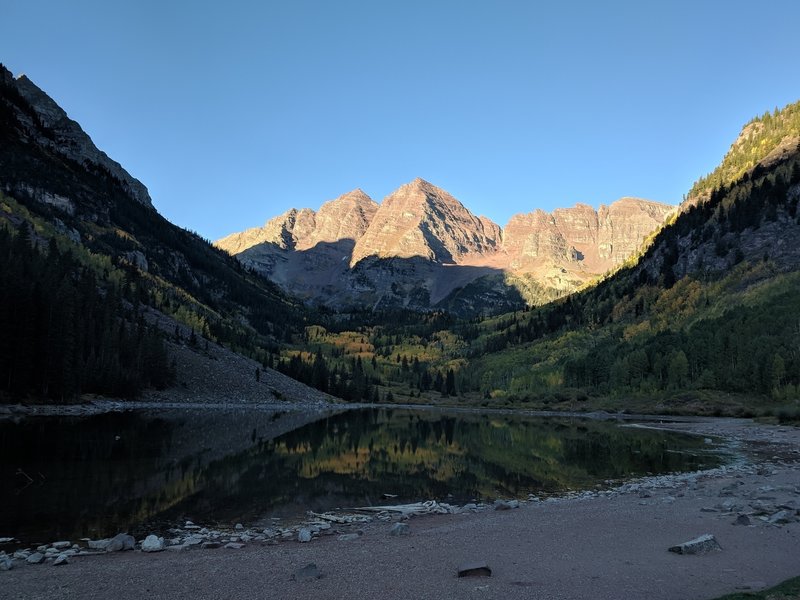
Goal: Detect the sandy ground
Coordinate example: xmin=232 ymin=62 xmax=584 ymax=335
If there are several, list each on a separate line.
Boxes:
xmin=3 ymin=418 xmax=800 ymax=600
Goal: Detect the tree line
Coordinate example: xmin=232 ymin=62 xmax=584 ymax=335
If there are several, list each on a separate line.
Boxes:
xmin=0 ymin=224 xmax=174 ymax=402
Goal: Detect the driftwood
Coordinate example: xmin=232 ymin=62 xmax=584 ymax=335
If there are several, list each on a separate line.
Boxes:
xmin=351 ymin=500 xmax=456 ymax=516
xmin=306 ymin=511 xmax=372 ymax=524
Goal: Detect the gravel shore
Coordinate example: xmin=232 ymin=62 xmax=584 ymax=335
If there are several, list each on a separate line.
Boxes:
xmin=3 ymin=418 xmax=799 ymax=600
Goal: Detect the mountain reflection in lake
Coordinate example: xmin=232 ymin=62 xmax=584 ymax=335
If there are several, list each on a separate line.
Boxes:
xmin=0 ymin=408 xmax=721 ymax=545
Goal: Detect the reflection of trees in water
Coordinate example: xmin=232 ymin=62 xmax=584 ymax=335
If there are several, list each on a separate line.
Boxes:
xmin=0 ymin=410 xmax=720 ymax=545
xmin=0 ymin=413 xmax=177 ymax=544
xmin=250 ymin=411 xmax=716 ymax=508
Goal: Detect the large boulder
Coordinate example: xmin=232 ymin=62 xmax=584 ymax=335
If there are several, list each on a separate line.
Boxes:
xmin=106 ymin=533 xmax=136 ymax=552
xmin=141 ymin=535 xmax=165 ymax=552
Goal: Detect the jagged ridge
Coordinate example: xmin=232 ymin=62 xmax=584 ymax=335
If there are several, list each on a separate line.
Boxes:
xmin=216 ymin=179 xmax=673 ymax=314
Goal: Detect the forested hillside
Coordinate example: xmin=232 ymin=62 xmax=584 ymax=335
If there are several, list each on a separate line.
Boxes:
xmin=689 ymin=99 xmax=800 ymax=200
xmin=0 ymin=215 xmax=172 ymax=400
xmin=275 ymin=112 xmax=800 ymax=416
xmin=0 ymin=66 xmax=316 ymax=403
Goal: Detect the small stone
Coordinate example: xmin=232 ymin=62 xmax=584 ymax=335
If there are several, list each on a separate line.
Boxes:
xmin=51 ymin=541 xmax=71 ymax=550
xmin=389 ymin=523 xmax=411 ymax=537
xmin=234 ymin=523 xmax=244 ymax=530
xmin=494 ymin=499 xmax=520 ymax=511
xmin=298 ymin=528 xmax=312 ymax=543
xmin=734 ymin=514 xmax=751 ymax=526
xmin=13 ymin=550 xmax=30 ymax=560
xmin=337 ymin=533 xmax=361 ymax=542
xmin=106 ymin=533 xmax=135 ymax=552
xmin=668 ymin=534 xmax=722 ymax=555
xmin=0 ymin=557 xmax=13 ymax=571
xmin=292 ymin=563 xmax=322 ymax=582
xmin=183 ymin=536 xmax=203 ymax=546
xmin=768 ymin=510 xmax=793 ymax=525
xmin=0 ymin=537 xmax=15 ymax=544
xmin=735 ymin=582 xmax=767 ymax=591
xmin=26 ymin=552 xmax=45 ymax=565
xmin=458 ymin=562 xmax=492 ymax=577
xmin=224 ymin=542 xmax=245 ymax=549
xmin=700 ymin=507 xmax=718 ymax=513
xmin=53 ymin=554 xmax=69 ymax=566
xmin=141 ymin=535 xmax=165 ymax=552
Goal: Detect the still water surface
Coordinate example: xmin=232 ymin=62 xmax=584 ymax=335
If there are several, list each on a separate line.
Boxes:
xmin=0 ymin=408 xmax=722 ymax=545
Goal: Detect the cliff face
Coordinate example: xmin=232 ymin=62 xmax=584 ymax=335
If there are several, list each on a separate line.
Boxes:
xmin=216 ymin=182 xmax=674 ymax=315
xmin=4 ymin=68 xmax=153 ymax=209
xmin=350 ymin=178 xmax=501 ymax=266
xmin=504 ymin=198 xmax=674 ymax=272
xmin=216 ymin=189 xmax=377 ymax=255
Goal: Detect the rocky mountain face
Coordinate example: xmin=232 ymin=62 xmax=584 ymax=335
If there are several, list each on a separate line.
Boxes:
xmin=1 ymin=67 xmax=152 ymax=210
xmin=217 ymin=189 xmax=378 ymax=254
xmin=0 ymin=65 xmax=320 ymax=403
xmin=217 ymin=179 xmax=673 ymax=315
xmin=350 ymin=178 xmax=502 ymax=265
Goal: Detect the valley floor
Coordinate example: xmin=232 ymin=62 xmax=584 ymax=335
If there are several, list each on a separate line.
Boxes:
xmin=3 ymin=418 xmax=800 ymax=600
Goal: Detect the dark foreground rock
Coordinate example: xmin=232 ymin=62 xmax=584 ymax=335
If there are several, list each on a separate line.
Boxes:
xmin=292 ymin=563 xmax=323 ymax=582
xmin=458 ymin=562 xmax=492 ymax=577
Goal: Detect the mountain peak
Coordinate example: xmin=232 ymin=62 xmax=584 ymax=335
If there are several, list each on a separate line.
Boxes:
xmin=339 ymin=188 xmax=375 ymax=205
xmin=350 ymin=180 xmax=500 ymax=265
xmin=409 ymin=176 xmax=433 ymax=187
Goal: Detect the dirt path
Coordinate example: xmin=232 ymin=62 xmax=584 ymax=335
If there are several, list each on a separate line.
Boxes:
xmin=3 ymin=418 xmax=799 ymax=600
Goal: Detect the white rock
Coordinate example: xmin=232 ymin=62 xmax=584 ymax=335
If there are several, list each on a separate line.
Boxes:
xmin=668 ymin=534 xmax=722 ymax=555
xmin=53 ymin=553 xmax=69 ymax=566
xmin=141 ymin=535 xmax=165 ymax=552
xmin=298 ymin=529 xmax=312 ymax=543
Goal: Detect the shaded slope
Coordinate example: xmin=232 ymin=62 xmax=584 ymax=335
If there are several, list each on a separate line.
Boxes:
xmin=0 ymin=64 xmax=327 ymax=403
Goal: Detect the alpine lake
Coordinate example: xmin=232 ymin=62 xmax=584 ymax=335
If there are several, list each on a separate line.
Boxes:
xmin=0 ymin=407 xmax=726 ymax=546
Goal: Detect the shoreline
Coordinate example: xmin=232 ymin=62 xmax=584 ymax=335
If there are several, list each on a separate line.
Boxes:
xmin=3 ymin=416 xmax=799 ymax=599
xmin=0 ymin=397 xmax=739 ymax=422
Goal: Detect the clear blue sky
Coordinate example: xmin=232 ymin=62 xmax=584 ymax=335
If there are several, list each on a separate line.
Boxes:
xmin=3 ymin=1 xmax=800 ymax=240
